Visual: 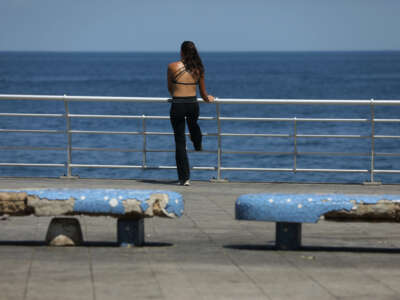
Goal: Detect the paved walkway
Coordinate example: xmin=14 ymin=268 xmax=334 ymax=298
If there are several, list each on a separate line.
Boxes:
xmin=1 ymin=178 xmax=400 ymax=300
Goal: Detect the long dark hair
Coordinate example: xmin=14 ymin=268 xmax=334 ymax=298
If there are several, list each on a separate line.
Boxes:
xmin=181 ymin=41 xmax=204 ymax=77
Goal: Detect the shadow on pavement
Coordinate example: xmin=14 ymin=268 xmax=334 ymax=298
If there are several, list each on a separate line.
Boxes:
xmin=0 ymin=240 xmax=174 ymax=247
xmin=136 ymin=179 xmax=178 ymax=185
xmin=224 ymin=244 xmax=400 ymax=253
xmin=0 ymin=240 xmax=46 ymax=246
xmin=84 ymin=241 xmax=174 ymax=247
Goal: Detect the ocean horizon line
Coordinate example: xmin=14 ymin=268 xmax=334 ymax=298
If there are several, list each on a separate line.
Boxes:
xmin=1 ymin=49 xmax=400 ymax=54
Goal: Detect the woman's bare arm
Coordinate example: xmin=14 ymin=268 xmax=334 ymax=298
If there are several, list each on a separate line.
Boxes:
xmin=167 ymin=64 xmax=174 ymax=96
xmin=199 ymin=74 xmax=214 ymax=102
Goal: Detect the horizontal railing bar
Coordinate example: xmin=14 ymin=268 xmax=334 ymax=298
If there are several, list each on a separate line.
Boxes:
xmin=1 ymin=94 xmax=400 ymax=105
xmin=220 ymin=133 xmax=290 ymax=137
xmin=0 ymin=113 xmax=64 ymax=118
xmin=192 ymin=166 xmax=216 ymax=170
xmin=0 ymin=163 xmax=65 ymax=167
xmin=375 ymin=135 xmax=400 ymax=139
xmin=220 ymin=167 xmax=369 ymax=173
xmin=0 ymin=129 xmax=64 ymax=134
xmin=3 ymin=111 xmax=397 ymax=124
xmin=0 ymin=129 xmax=386 ymax=139
xmin=375 ymin=152 xmax=400 ymax=157
xmin=70 ymin=165 xmax=372 ymax=173
xmin=69 ymin=114 xmax=216 ymax=121
xmin=143 ymin=149 xmax=217 ymax=154
xmin=295 ymin=168 xmax=369 ymax=173
xmin=70 ymin=130 xmax=142 ymax=135
xmin=215 ymin=99 xmax=400 ymax=105
xmin=69 ymin=114 xmax=161 ymax=119
xmin=3 ymin=112 xmax=399 ymax=125
xmin=145 ymin=132 xmax=218 ymax=136
xmin=219 ymin=133 xmax=372 ymax=138
xmin=0 ymin=145 xmax=394 ymax=158
xmin=221 ymin=167 xmax=293 ymax=172
xmin=298 ymin=151 xmax=369 ymax=157
xmin=374 ymin=170 xmax=400 ymax=174
xmin=220 ymin=133 xmax=369 ymax=138
xmin=222 ymin=151 xmax=293 ymax=155
xmin=375 ymin=119 xmax=400 ymax=123
xmin=71 ymin=147 xmax=216 ymax=153
xmin=296 ymin=134 xmax=369 ymax=138
xmin=70 ymin=130 xmax=218 ymax=137
xmin=72 ymin=147 xmax=142 ymax=152
xmin=0 ymin=146 xmax=65 ymax=151
xmin=0 ymin=162 xmax=394 ymax=174
xmin=222 ymin=150 xmax=370 ymax=156
xmin=70 ymin=164 xmax=143 ymax=169
xmin=69 ymin=164 xmax=215 ymax=170
xmin=3 ymin=111 xmax=398 ymax=124
xmin=220 ymin=117 xmax=370 ymax=122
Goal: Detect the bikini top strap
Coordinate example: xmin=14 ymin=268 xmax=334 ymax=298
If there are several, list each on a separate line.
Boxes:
xmin=172 ymin=66 xmax=199 ymax=85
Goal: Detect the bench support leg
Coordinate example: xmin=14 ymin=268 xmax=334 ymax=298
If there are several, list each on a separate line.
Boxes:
xmin=46 ymin=217 xmax=83 ymax=246
xmin=117 ymin=218 xmax=144 ymax=247
xmin=276 ymin=222 xmax=302 ymax=250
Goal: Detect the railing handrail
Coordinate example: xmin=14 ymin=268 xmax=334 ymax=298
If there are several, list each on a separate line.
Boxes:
xmin=1 ymin=93 xmax=400 ymax=183
xmin=0 ymin=93 xmax=400 ymax=105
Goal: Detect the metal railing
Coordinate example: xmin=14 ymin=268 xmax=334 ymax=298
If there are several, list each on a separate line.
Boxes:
xmin=1 ymin=94 xmax=400 ymax=183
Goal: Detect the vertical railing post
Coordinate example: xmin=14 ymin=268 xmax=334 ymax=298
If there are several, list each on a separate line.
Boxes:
xmin=142 ymin=115 xmax=147 ymax=168
xmin=293 ymin=117 xmax=297 ymax=173
xmin=370 ymin=99 xmax=375 ymax=183
xmin=64 ymin=95 xmax=72 ymax=177
xmin=216 ymin=102 xmax=222 ymax=180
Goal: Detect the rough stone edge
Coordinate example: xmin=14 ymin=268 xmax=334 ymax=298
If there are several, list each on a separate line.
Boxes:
xmin=146 ymin=193 xmax=176 ymax=218
xmin=27 ymin=195 xmax=75 ymax=216
xmin=325 ymin=200 xmax=400 ymax=222
xmin=0 ymin=192 xmax=29 ymax=215
xmin=1 ymin=191 xmax=178 ymax=218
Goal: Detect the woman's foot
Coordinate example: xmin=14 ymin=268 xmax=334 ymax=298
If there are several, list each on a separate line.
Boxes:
xmin=180 ymin=180 xmax=190 ymax=186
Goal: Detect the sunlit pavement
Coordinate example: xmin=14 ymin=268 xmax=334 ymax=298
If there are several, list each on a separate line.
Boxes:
xmin=1 ymin=178 xmax=400 ymax=300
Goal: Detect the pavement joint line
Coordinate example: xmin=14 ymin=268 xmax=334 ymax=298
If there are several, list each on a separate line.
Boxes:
xmin=23 ymin=248 xmax=34 ymax=300
xmin=88 ymin=247 xmax=97 ymax=300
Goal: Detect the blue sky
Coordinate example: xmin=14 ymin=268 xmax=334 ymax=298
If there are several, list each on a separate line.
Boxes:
xmin=0 ymin=0 xmax=399 ymax=52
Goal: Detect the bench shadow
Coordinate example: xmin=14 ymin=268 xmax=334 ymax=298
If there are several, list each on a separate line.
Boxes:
xmin=0 ymin=240 xmax=174 ymax=248
xmin=224 ymin=243 xmax=400 ymax=254
xmin=84 ymin=241 xmax=174 ymax=247
xmin=0 ymin=240 xmax=46 ymax=246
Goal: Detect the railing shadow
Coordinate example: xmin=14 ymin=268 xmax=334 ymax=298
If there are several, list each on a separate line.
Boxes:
xmin=224 ymin=243 xmax=400 ymax=253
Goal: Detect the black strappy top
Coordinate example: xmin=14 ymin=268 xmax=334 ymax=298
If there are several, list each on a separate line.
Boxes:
xmin=172 ymin=67 xmax=200 ymax=85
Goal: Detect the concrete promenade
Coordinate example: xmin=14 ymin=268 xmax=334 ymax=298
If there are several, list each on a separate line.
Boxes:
xmin=1 ymin=177 xmax=400 ymax=300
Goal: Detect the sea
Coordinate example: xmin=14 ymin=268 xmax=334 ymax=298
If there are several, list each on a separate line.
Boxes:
xmin=0 ymin=51 xmax=400 ymax=183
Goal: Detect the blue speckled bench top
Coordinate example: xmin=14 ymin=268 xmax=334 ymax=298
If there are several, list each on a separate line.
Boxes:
xmin=236 ymin=193 xmax=400 ymax=223
xmin=1 ymin=189 xmax=184 ymax=218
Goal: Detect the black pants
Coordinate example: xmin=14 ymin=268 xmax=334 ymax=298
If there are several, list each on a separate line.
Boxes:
xmin=170 ymin=101 xmax=202 ymax=182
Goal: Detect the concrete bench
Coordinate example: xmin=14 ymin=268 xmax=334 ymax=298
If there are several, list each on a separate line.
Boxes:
xmin=0 ymin=189 xmax=183 ymax=247
xmin=236 ymin=193 xmax=400 ymax=250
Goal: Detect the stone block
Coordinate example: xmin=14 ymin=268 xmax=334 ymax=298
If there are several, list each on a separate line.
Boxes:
xmin=45 ymin=217 xmax=83 ymax=246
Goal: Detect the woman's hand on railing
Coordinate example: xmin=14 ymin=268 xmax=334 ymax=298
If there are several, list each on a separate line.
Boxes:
xmin=205 ymin=95 xmax=215 ymax=103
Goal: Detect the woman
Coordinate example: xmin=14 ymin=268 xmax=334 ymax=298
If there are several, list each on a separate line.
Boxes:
xmin=167 ymin=41 xmax=214 ymax=186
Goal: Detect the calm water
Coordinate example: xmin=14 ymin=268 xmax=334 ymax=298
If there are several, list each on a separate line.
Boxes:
xmin=0 ymin=51 xmax=400 ymax=183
